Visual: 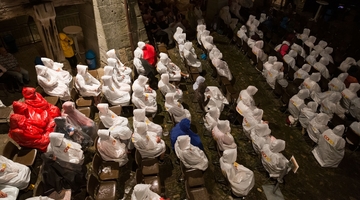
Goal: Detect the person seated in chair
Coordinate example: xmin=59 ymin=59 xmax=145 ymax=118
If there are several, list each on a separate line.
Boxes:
xmin=265 ymin=61 xmax=286 ymax=89
xmin=307 ymin=113 xmax=330 ymax=143
xmin=294 ymin=64 xmax=311 ymax=80
xmin=97 ymin=103 xmax=129 ymax=128
xmin=288 ymin=89 xmax=310 ymax=123
xmin=328 ymin=73 xmax=348 ymax=92
xmin=165 ymin=93 xmax=191 ymax=123
xmin=102 ymin=75 xmax=131 ymax=106
xmin=193 ymin=76 xmax=210 ymax=110
xmin=237 ymin=25 xmax=248 ymax=45
xmin=300 ymin=72 xmax=321 ymax=94
xmin=183 ymin=42 xmax=202 ymax=72
xmin=97 ymin=129 xmax=128 ymax=167
xmin=158 ymin=74 xmax=183 ymax=101
xmin=250 ymin=123 xmax=274 ymax=154
xmin=132 ymin=85 xmax=157 ymax=117
xmin=299 ymin=101 xmax=318 ymax=129
xmin=236 ymin=85 xmax=258 ymax=109
xmin=133 ymin=108 xmax=162 ymax=137
xmin=212 ymin=120 xmax=237 ymax=151
xmin=262 ymin=56 xmax=277 ymax=76
xmin=103 ymin=65 xmax=131 ymax=93
xmin=133 ymin=75 xmax=157 ymax=99
xmin=242 ymin=108 xmax=266 ymax=138
xmin=341 ymin=83 xmax=360 ymax=110
xmin=0 ymin=155 xmax=31 ymax=190
xmin=137 ymin=41 xmax=157 ymax=66
xmin=204 ymin=107 xmax=221 ymax=132
xmin=41 ymin=57 xmax=72 ymax=84
xmin=75 ymin=65 xmax=101 ymax=105
xmin=170 ymin=118 xmax=203 ymax=150
xmin=212 ymin=58 xmax=233 ymax=81
xmin=320 ymin=92 xmax=344 ymax=119
xmin=320 ymin=47 xmax=333 ymax=64
xmin=156 ymin=53 xmax=188 ymax=81
xmin=106 ymin=49 xmax=132 ymax=76
xmin=260 ymin=139 xmax=290 ymax=178
xmin=107 ymin=58 xmax=132 ymax=85
xmin=252 ymin=40 xmax=267 ymax=63
xmin=283 ymin=50 xmax=298 ymax=70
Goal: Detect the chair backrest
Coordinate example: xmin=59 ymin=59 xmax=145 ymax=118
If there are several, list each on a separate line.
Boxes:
xmin=94 ymin=137 xmax=99 ymax=154
xmin=70 ymin=87 xmax=79 ymax=103
xmin=34 ymin=181 xmax=44 ymax=196
xmin=88 ymin=70 xmax=99 ymax=80
xmin=109 ymin=105 xmax=122 ymax=116
xmin=92 ymin=153 xmax=102 ymax=175
xmin=330 ymin=113 xmax=345 ymax=128
xmin=2 ymin=141 xmax=19 ymax=159
xmin=346 ymin=127 xmax=360 ymax=146
xmin=319 ymin=76 xmax=329 ymax=92
xmin=78 ymin=107 xmax=91 ymax=118
xmin=87 ymin=174 xmax=99 ymax=198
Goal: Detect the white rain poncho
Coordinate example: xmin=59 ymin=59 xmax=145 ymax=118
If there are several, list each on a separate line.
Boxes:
xmin=301 ymin=73 xmax=321 ymax=93
xmin=319 ymin=56 xmax=329 ymax=66
xmin=313 ymin=62 xmax=330 ymax=79
xmin=193 ymin=76 xmax=205 ymax=91
xmin=349 ymin=122 xmax=360 ymax=139
xmin=0 ymin=185 xmax=19 ymax=199
xmin=173 ymin=27 xmax=184 ymax=43
xmin=101 ymin=75 xmax=130 ymax=106
xmin=250 ymin=123 xmax=272 ymax=154
xmin=158 ymin=73 xmax=183 ymax=101
xmin=313 ymin=40 xmax=328 ymax=54
xmin=297 ymin=28 xmax=310 ymax=42
xmin=294 ymin=64 xmax=311 ymax=80
xmin=266 ymin=61 xmax=284 ymax=89
xmin=236 ymin=85 xmax=258 ymax=107
xmin=0 ymin=155 xmax=30 ymax=190
xmin=131 ymin=85 xmax=157 ymax=115
xmin=247 ymin=37 xmax=256 ymax=49
xmin=349 ymin=97 xmax=360 ymax=121
xmin=291 ymin=43 xmax=306 ymax=58
xmin=328 ymin=73 xmax=348 ymax=92
xmin=212 ymin=120 xmax=237 ymax=151
xmin=307 ymin=113 xmax=330 ymax=143
xmin=131 ymin=184 xmax=161 ymax=200
xmin=246 ymin=15 xmax=255 ymax=27
xmin=46 ymin=132 xmax=84 ymax=165
xmin=259 ymin=13 xmax=267 ymax=23
xmin=209 ymin=46 xmax=223 ymax=60
xmin=183 ymin=42 xmax=202 ymax=71
xmin=320 ymin=92 xmax=342 ymax=118
xmin=97 ymin=129 xmax=128 ymax=167
xmin=252 ymin=40 xmax=267 ymax=62
xmin=237 ymin=25 xmax=248 ymax=44
xmin=177 ymin=37 xmax=186 ymax=60
xmin=103 ymin=66 xmax=131 ymax=93
xmin=133 ymin=75 xmax=156 ymax=98
xmin=283 ymin=50 xmax=298 ymax=70
xmin=203 ymin=36 xmax=214 ymax=52
xmin=97 ymin=103 xmax=128 ymax=128
xmin=196 ymin=24 xmax=206 ymax=45
xmin=175 ymin=135 xmax=208 ymax=171
xmin=133 ymin=48 xmax=146 ymax=75
xmin=41 ymin=57 xmax=72 ymax=84
xmin=299 ymin=101 xmax=318 ymax=128
xmin=320 ymin=47 xmax=334 ymax=64
xmin=242 ymin=108 xmax=264 ymax=138
xmin=132 ymin=122 xmax=166 ymax=158
xmin=339 ymin=57 xmax=356 ymax=72
xmin=107 ymin=58 xmax=132 ymax=85
xmin=204 ymin=86 xmax=229 ymax=112
xmin=219 ymin=6 xmax=232 ymax=26
xmin=75 ymin=65 xmax=101 ymax=97
xmin=261 ymin=139 xmax=290 ymax=178
xmin=35 ymin=65 xmax=71 ymax=100
xmin=106 ymin=49 xmax=132 ymax=76
xmin=133 ymin=108 xmax=162 ymax=137
xmin=249 ymin=19 xmax=260 ymax=36
xmin=262 ymin=56 xmax=277 ymax=76
xmin=204 ymin=107 xmax=220 ymax=131
xmin=165 ymin=93 xmax=191 ymax=123
xmin=157 ymin=53 xmax=181 ymax=81
xmin=212 ymin=58 xmax=233 ymax=81
xmin=312 ymin=125 xmax=345 ymax=167
xmin=220 ymin=149 xmax=255 ymax=196
xmin=289 ymin=89 xmax=310 ymax=120
xmin=305 ymin=54 xmax=317 ymax=66
xmin=304 ymin=35 xmax=317 ymax=50
xmin=311 ymin=90 xmax=335 ymax=105
xmin=200 ymin=30 xmax=210 ymax=47
xmin=341 ymin=83 xmax=360 ymax=109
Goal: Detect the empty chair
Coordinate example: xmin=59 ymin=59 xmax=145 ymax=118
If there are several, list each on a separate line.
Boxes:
xmin=2 ymin=140 xmax=37 ymax=167
xmin=92 ymin=153 xmax=120 ymax=180
xmin=87 ymin=174 xmax=117 ymax=200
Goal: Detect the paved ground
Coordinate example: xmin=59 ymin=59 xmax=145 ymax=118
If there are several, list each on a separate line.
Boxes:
xmin=1 ymin=30 xmax=360 ymax=200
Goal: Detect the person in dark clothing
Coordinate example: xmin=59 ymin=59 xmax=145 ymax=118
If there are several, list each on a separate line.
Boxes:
xmin=146 ymin=17 xmax=169 ymax=45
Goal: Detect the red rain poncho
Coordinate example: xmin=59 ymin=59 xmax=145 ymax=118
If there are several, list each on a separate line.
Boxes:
xmin=143 ymin=44 xmax=157 ymax=66
xmin=22 ymin=87 xmax=60 ymax=118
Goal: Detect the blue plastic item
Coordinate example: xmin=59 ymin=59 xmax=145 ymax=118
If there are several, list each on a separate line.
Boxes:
xmin=201 ymin=53 xmax=207 ymax=60
xmin=85 ymin=50 xmax=96 ymax=69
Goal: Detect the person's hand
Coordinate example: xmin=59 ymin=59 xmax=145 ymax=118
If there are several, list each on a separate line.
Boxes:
xmin=0 ymin=191 xmax=8 ymax=198
xmin=156 ymin=136 xmax=161 ymax=143
xmin=0 ymin=164 xmax=6 ymax=172
xmin=64 ymin=144 xmax=71 ymax=153
xmin=263 ymin=121 xmax=269 ymax=124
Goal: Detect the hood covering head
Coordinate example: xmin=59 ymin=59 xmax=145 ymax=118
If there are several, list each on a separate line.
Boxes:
xmin=246 ymin=86 xmax=258 ymax=96
xmin=184 ymin=42 xmax=193 ymax=50
xmin=97 ymin=103 xmax=109 ymax=114
xmin=208 ymin=107 xmax=220 ymax=119
xmin=333 ymin=125 xmax=345 ymax=137
xmin=49 ymin=132 xmax=65 ymax=147
xmin=323 ymin=47 xmax=333 ymax=55
xmin=337 ymin=73 xmax=348 ymax=82
xmin=98 ymin=129 xmax=110 ymax=140
xmin=267 ymin=56 xmax=277 ymax=64
xmin=165 ymin=93 xmax=176 ymax=105
xmin=315 ymin=113 xmax=331 ymax=124
xmin=273 ymin=62 xmax=283 ymax=71
xmin=328 ymin=92 xmax=342 ymax=103
xmin=297 ymin=89 xmax=310 ymax=99
xmin=107 ymin=58 xmax=117 ymax=67
xmin=76 ymin=65 xmax=88 ymax=76
xmin=306 ymin=55 xmax=316 ymax=66
xmin=106 ymin=49 xmax=118 ymax=59
xmin=133 ymin=85 xmax=144 ymax=97
xmin=205 ymin=36 xmax=213 ymax=44
xmin=41 ymin=57 xmax=54 ymax=68
xmin=136 ymin=75 xmax=148 ymax=87
xmin=35 ymin=65 xmax=47 ymax=76
xmin=179 ymin=118 xmax=191 ymax=132
xmin=307 ymin=101 xmax=318 ymax=112
xmin=255 ymin=123 xmax=271 ymax=137
xmin=193 ymin=76 xmax=205 ymax=90
xmin=301 ymin=64 xmax=311 ymax=72
xmin=161 ymin=73 xmax=170 ymax=84
xmin=62 ymin=101 xmax=76 ymax=113
xmin=217 ymin=120 xmax=231 ymax=133
xmin=310 ymin=73 xmax=321 ymax=82
xmin=22 ymin=87 xmax=36 ymax=99
xmin=270 ymin=139 xmax=285 ymax=153
xmin=133 ymin=108 xmax=146 ymax=122
xmin=255 ymin=40 xmax=264 ymax=49
xmin=175 ymin=27 xmax=183 ymax=34
xmin=222 ymin=148 xmax=237 ymax=163
xmin=253 ymin=108 xmax=263 ymax=121
xmin=241 ymin=25 xmax=247 ymax=32
xmin=288 ymin=50 xmax=298 ymax=58
xmin=303 ymin=28 xmax=310 ymax=36
xmin=12 ymin=101 xmax=28 ymax=115
xmin=134 ymin=48 xmax=143 ymax=59
xmin=177 ymin=135 xmax=191 ymax=150
xmin=103 ymin=66 xmax=114 ymax=76
xmin=319 ymin=57 xmax=329 ymax=66
xmin=136 ymin=122 xmax=148 ymax=135
xmin=101 ymin=75 xmax=112 ymax=87
xmin=318 ymin=40 xmax=328 ymax=49
xmin=348 ymin=83 xmax=360 ymax=93
xmin=197 ymin=24 xmax=206 ymax=32
xmin=212 ymin=58 xmax=222 ymax=67
xmin=137 ymin=42 xmax=145 ymax=49
xmin=160 ymin=53 xmax=170 ymax=65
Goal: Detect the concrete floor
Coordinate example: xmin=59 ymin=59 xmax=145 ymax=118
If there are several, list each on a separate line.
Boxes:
xmin=1 ymin=30 xmax=360 ymax=200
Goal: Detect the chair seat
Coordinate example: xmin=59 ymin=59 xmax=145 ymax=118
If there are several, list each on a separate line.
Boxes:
xmin=220 ymin=77 xmax=231 ymax=86
xmin=189 ymin=187 xmax=210 ymax=200
xmin=44 ymin=96 xmax=59 ymax=105
xmin=99 ymin=162 xmax=120 ymax=181
xmin=187 ymin=175 xmax=205 ymax=188
xmin=143 ymin=176 xmax=161 ymax=194
xmin=142 ymin=163 xmax=159 ymax=175
xmin=96 ymin=181 xmax=116 ymax=200
xmin=14 ymin=148 xmax=37 ymax=166
xmin=76 ymin=97 xmax=92 ymax=107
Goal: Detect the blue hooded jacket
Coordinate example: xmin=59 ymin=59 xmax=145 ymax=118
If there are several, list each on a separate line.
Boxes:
xmin=170 ymin=118 xmax=204 ymax=150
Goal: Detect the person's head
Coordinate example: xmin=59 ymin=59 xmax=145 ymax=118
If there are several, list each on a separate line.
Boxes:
xmin=0 ymin=47 xmax=7 ymax=56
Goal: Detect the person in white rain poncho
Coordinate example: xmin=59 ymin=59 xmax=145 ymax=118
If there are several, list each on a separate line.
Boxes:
xmin=212 ymin=58 xmax=233 ymax=81
xmin=237 ymin=25 xmax=248 ymax=45
xmin=320 ymin=47 xmax=334 ymax=64
xmin=307 ymin=113 xmax=330 ymax=143
xmin=246 ymin=15 xmax=255 ymax=27
xmin=220 ymin=149 xmax=255 ymax=197
xmin=248 ymin=19 xmax=260 ymax=37
xmin=349 ymin=122 xmax=360 ymax=142
xmin=289 ymin=89 xmax=310 ymax=121
xmin=46 ymin=132 xmax=84 ymax=165
xmin=132 ymin=85 xmax=157 ymax=116
xmin=196 ymin=24 xmax=206 ymax=45
xmin=177 ymin=37 xmax=186 ymax=61
xmin=133 ymin=75 xmax=156 ymax=98
xmin=175 ymin=135 xmax=208 ymax=171
xmin=294 ymin=64 xmax=311 ymax=80
xmin=301 ymin=72 xmax=321 ymax=93
xmin=209 ymin=46 xmax=223 ymax=60
xmin=297 ymin=28 xmax=310 ymax=42
xmin=35 ymin=65 xmax=71 ymax=100
xmin=133 ymin=48 xmax=146 ymax=76
xmin=200 ymin=30 xmax=210 ymax=47
xmin=339 ymin=57 xmax=356 ymax=72
xmin=75 ymin=65 xmax=101 ymax=102
xmin=131 ymin=184 xmax=161 ymax=200
xmin=103 ymin=65 xmax=131 ymax=93
xmin=250 ymin=123 xmax=274 ymax=154
xmin=204 ymin=86 xmax=229 ymax=112
xmin=304 ymin=35 xmax=317 ymax=52
xmin=341 ymin=83 xmax=360 ymax=110
xmin=252 ymin=40 xmax=267 ymax=62
xmin=183 ymin=42 xmax=202 ymax=72
xmin=313 ymin=40 xmax=328 ymax=54
xmin=97 ymin=103 xmax=128 ymax=128
xmin=204 ymin=107 xmax=221 ymax=132
xmin=305 ymin=53 xmax=317 ymax=66
xmin=242 ymin=108 xmax=265 ymax=138
xmin=291 ymin=43 xmax=306 ymax=58
xmin=173 ymin=27 xmax=184 ymax=44
xmin=283 ymin=50 xmax=298 ymax=70
xmin=0 ymin=155 xmax=30 ymax=190
xmin=41 ymin=57 xmax=72 ymax=83
xmin=101 ymin=76 xmax=131 ymax=106
xmin=312 ymin=125 xmax=345 ymax=168
xmin=165 ymin=93 xmax=191 ymax=123
xmin=329 ymin=73 xmax=348 ymax=92
xmin=107 ymin=58 xmax=132 ymax=85
xmin=236 ymin=86 xmax=258 ymax=116
xmin=132 ymin=122 xmax=166 ymax=159
xmin=212 ymin=120 xmax=237 ymax=151
xmin=133 ymin=108 xmax=162 ymax=137
xmin=261 ymin=139 xmax=290 ymax=178
xmin=299 ymin=101 xmax=318 ymax=129
xmin=203 ymin=36 xmax=214 ymax=52
xmin=313 ymin=60 xmax=330 ymax=79
xmin=156 ymin=53 xmax=187 ymax=81
xmin=320 ymin=92 xmax=343 ymax=118
xmin=266 ymin=61 xmax=285 ymax=89
xmin=262 ymin=56 xmax=277 ymax=76
xmin=97 ymin=129 xmax=128 ymax=167
xmin=259 ymin=13 xmax=267 ymax=23
xmin=106 ymin=49 xmax=132 ymax=76
xmin=350 ymin=97 xmax=360 ymax=121
xmin=0 ymin=185 xmax=19 ymax=200
xmin=158 ymin=74 xmax=183 ymax=101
